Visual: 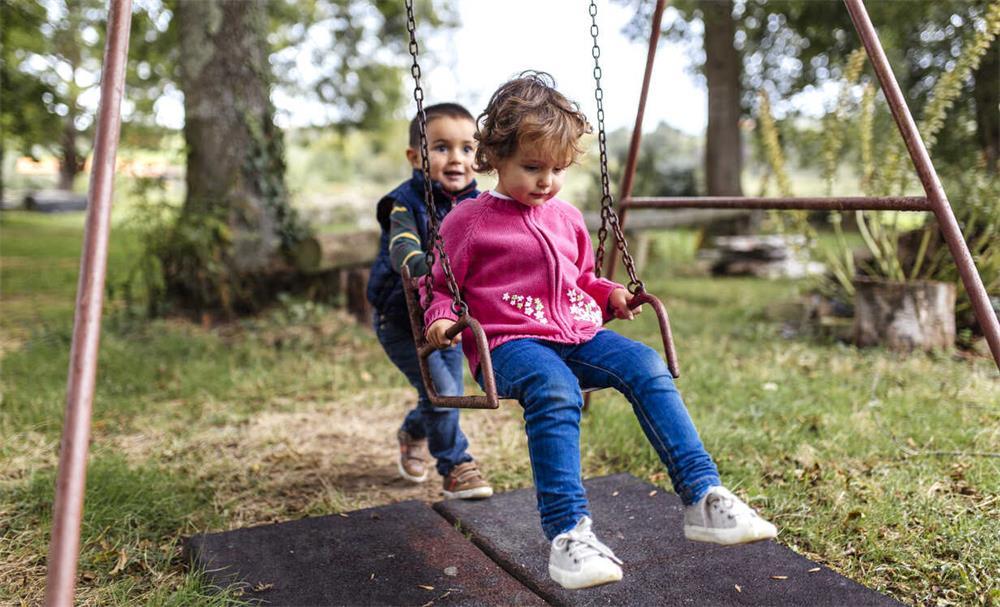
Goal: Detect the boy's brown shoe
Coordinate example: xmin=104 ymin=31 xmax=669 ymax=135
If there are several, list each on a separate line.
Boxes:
xmin=442 ymin=461 xmax=493 ymax=499
xmin=397 ymin=430 xmax=429 ymax=483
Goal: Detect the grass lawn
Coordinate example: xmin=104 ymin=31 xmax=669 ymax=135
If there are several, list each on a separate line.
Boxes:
xmin=1 ymin=210 xmax=997 ymax=606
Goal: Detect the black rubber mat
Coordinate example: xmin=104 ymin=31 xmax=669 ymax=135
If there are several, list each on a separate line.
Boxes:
xmin=186 ymin=500 xmax=545 ymax=606
xmin=434 ymin=473 xmax=902 ymax=606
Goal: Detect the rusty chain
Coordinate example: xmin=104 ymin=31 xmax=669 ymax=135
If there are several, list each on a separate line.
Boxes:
xmin=589 ymin=0 xmax=644 ymax=294
xmin=404 ymin=0 xmax=466 ymax=315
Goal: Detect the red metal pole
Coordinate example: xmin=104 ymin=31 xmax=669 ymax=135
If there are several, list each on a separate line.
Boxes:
xmin=623 ymin=195 xmax=930 ymax=212
xmin=844 ymin=0 xmax=1000 ymax=371
xmin=605 ymin=0 xmax=666 ymax=279
xmin=44 ymin=1 xmax=132 ymax=605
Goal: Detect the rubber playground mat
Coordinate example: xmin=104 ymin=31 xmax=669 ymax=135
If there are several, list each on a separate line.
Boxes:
xmin=187 ymin=474 xmax=901 ymax=606
xmin=435 ymin=474 xmax=902 ymax=606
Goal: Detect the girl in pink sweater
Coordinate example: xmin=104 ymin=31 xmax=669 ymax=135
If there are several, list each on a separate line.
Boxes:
xmin=425 ymin=72 xmax=777 ymax=590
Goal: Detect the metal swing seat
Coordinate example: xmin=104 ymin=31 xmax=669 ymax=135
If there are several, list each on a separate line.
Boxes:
xmin=400 ymin=0 xmax=679 ymax=410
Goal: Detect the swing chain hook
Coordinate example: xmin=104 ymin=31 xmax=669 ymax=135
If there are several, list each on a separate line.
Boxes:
xmin=404 ymin=0 xmax=466 ymax=314
xmin=589 ymin=0 xmax=644 ymax=294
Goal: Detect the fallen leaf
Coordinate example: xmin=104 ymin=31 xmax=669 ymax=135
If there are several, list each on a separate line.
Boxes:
xmin=253 ymin=582 xmax=274 ymax=592
xmin=109 ymin=549 xmax=128 ymax=575
xmin=417 ymin=584 xmax=435 ymax=591
xmin=808 ymin=567 xmax=820 ymax=573
xmin=770 ymin=575 xmax=788 ymax=580
xmin=734 ymin=584 xmax=742 ymax=593
xmin=648 ymin=490 xmax=658 ymax=497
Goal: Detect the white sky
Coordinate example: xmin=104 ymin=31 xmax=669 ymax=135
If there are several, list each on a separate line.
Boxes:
xmin=417 ymin=1 xmax=708 ymax=135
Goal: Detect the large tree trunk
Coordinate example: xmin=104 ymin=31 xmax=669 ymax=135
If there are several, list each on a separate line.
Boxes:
xmin=58 ymin=116 xmax=80 ymax=190
xmin=166 ymin=0 xmax=303 ymax=316
xmin=972 ymin=38 xmax=998 ymax=173
xmin=701 ymin=0 xmax=743 ymax=197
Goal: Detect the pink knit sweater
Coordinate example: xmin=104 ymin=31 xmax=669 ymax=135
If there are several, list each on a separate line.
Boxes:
xmin=424 ymin=191 xmax=624 ymax=375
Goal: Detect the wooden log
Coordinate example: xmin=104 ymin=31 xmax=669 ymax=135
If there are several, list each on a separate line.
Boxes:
xmin=292 ymin=230 xmax=379 ymax=273
xmin=23 ymin=189 xmax=88 ymax=212
xmin=852 ymin=278 xmax=955 ymax=351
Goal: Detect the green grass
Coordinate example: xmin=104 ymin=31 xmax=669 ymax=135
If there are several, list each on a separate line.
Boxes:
xmin=0 ymin=211 xmax=144 ymax=338
xmin=583 ymin=274 xmax=999 ymax=605
xmin=1 ymin=211 xmax=997 ymax=605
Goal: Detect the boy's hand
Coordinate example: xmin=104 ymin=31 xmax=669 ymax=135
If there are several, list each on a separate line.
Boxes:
xmin=609 ymin=288 xmax=642 ymax=320
xmin=427 ymin=318 xmax=462 ymax=348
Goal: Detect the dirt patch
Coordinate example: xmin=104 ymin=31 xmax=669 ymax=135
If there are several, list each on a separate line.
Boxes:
xmin=110 ymin=387 xmax=532 ymax=530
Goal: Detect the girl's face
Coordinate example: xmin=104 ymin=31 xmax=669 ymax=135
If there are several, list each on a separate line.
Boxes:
xmin=494 ymin=145 xmax=569 ymax=207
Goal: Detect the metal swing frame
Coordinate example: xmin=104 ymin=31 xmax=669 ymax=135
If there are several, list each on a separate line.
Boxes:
xmin=43 ymin=0 xmax=1000 ymax=604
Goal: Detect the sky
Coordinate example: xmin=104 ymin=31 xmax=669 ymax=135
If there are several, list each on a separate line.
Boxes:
xmin=416 ymin=1 xmax=708 ymax=136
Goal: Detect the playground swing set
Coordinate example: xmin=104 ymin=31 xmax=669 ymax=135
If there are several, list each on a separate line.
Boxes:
xmin=43 ymin=0 xmax=1000 ymax=605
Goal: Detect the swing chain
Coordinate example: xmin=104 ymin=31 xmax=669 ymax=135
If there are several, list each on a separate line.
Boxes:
xmin=588 ymin=0 xmax=644 ymax=294
xmin=405 ymin=0 xmax=466 ymax=316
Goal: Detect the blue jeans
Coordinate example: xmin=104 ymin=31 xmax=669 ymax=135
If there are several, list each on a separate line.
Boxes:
xmin=482 ymin=330 xmax=720 ymax=540
xmin=373 ymin=312 xmax=472 ymax=477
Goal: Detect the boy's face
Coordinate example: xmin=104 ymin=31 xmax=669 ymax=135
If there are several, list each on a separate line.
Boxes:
xmin=494 ymin=144 xmax=568 ymax=208
xmin=406 ymin=115 xmax=477 ymax=192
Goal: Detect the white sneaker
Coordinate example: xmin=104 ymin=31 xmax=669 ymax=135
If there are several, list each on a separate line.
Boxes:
xmin=683 ymin=486 xmax=778 ymax=545
xmin=548 ymin=516 xmax=623 ymax=590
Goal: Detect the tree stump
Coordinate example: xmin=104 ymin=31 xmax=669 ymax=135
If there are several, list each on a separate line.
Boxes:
xmin=852 ymin=278 xmax=956 ymax=352
xmin=345 ymin=268 xmax=372 ymax=325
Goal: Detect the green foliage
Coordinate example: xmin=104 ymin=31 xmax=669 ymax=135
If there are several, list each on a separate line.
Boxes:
xmin=756 ymin=6 xmax=1000 ymax=328
xmin=581 ymin=122 xmax=701 ymax=210
xmin=265 ymin=0 xmax=456 ymax=130
xmin=620 ymin=0 xmax=999 ymax=170
xmin=0 ymin=0 xmax=175 ymax=187
xmin=0 ymin=0 xmax=61 ymax=159
xmin=243 ymin=105 xmax=310 ymax=249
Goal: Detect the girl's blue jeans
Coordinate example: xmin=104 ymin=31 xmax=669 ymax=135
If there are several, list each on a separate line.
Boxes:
xmin=373 ymin=312 xmax=472 ymax=477
xmin=482 ymin=330 xmax=720 ymax=540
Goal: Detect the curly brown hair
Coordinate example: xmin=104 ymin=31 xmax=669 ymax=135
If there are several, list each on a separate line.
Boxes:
xmin=474 ymin=71 xmax=592 ymax=173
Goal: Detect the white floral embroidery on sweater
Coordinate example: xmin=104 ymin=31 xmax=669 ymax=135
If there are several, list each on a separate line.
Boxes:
xmin=502 ymin=292 xmax=548 ymax=324
xmin=567 ymin=289 xmax=602 ymax=325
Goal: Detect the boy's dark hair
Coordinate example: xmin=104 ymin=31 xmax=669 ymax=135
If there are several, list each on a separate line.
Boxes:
xmin=408 ymin=102 xmax=475 ymax=148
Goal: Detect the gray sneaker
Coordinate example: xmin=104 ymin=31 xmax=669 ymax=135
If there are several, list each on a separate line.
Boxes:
xmin=548 ymin=516 xmax=623 ymax=590
xmin=683 ymin=486 xmax=778 ymax=545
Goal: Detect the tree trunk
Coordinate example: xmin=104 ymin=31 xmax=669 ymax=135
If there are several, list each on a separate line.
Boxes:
xmin=58 ymin=114 xmax=80 ymax=190
xmin=701 ymin=0 xmax=743 ymax=197
xmin=972 ymin=38 xmax=998 ymax=173
xmin=166 ymin=0 xmax=303 ymax=316
xmin=852 ymin=278 xmax=956 ymax=352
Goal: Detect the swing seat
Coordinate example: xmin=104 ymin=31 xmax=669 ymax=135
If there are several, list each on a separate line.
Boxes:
xmin=402 ymin=266 xmax=501 ymax=409
xmin=401 ymin=267 xmax=681 ymax=410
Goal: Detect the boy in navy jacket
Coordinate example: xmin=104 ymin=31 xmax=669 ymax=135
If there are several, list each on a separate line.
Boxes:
xmin=366 ymin=103 xmax=492 ymax=499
